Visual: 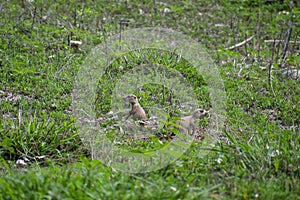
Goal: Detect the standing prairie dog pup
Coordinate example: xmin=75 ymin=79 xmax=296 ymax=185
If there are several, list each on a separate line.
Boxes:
xmin=176 ymin=109 xmax=209 ymax=136
xmin=124 ymin=94 xmax=147 ymax=121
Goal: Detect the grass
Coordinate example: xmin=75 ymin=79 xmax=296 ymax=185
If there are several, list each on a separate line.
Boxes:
xmin=0 ymin=0 xmax=300 ymax=199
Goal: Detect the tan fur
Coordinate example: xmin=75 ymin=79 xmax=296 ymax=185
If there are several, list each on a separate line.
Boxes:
xmin=176 ymin=109 xmax=209 ymax=136
xmin=124 ymin=94 xmax=147 ymax=121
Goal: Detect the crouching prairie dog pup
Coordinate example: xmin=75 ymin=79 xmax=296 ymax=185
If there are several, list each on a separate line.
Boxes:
xmin=176 ymin=109 xmax=209 ymax=136
xmin=124 ymin=94 xmax=147 ymax=121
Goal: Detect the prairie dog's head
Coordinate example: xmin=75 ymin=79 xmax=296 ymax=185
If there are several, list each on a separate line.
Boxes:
xmin=124 ymin=94 xmax=139 ymax=104
xmin=192 ymin=109 xmax=209 ymax=118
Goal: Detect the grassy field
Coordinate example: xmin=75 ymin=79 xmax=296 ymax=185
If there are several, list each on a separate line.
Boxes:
xmin=0 ymin=0 xmax=300 ymax=199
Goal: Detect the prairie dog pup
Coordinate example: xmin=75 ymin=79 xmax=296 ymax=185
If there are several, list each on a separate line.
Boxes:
xmin=176 ymin=109 xmax=209 ymax=135
xmin=124 ymin=94 xmax=147 ymax=121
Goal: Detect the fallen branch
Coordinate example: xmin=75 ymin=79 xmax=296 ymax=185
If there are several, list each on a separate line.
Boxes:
xmin=197 ymin=34 xmax=256 ymax=54
xmin=264 ymin=40 xmax=300 ymax=44
xmin=225 ymin=35 xmax=256 ymax=50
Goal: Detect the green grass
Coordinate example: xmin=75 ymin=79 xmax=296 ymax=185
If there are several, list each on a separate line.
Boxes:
xmin=1 ymin=0 xmax=300 ymax=199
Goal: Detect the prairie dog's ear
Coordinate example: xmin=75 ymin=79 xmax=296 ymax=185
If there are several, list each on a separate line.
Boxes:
xmin=193 ymin=108 xmax=209 ymax=118
xmin=199 ymin=109 xmax=209 ymax=114
xmin=128 ymin=94 xmax=136 ymax=99
xmin=124 ymin=94 xmax=135 ymax=99
xmin=124 ymin=94 xmax=139 ymax=104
